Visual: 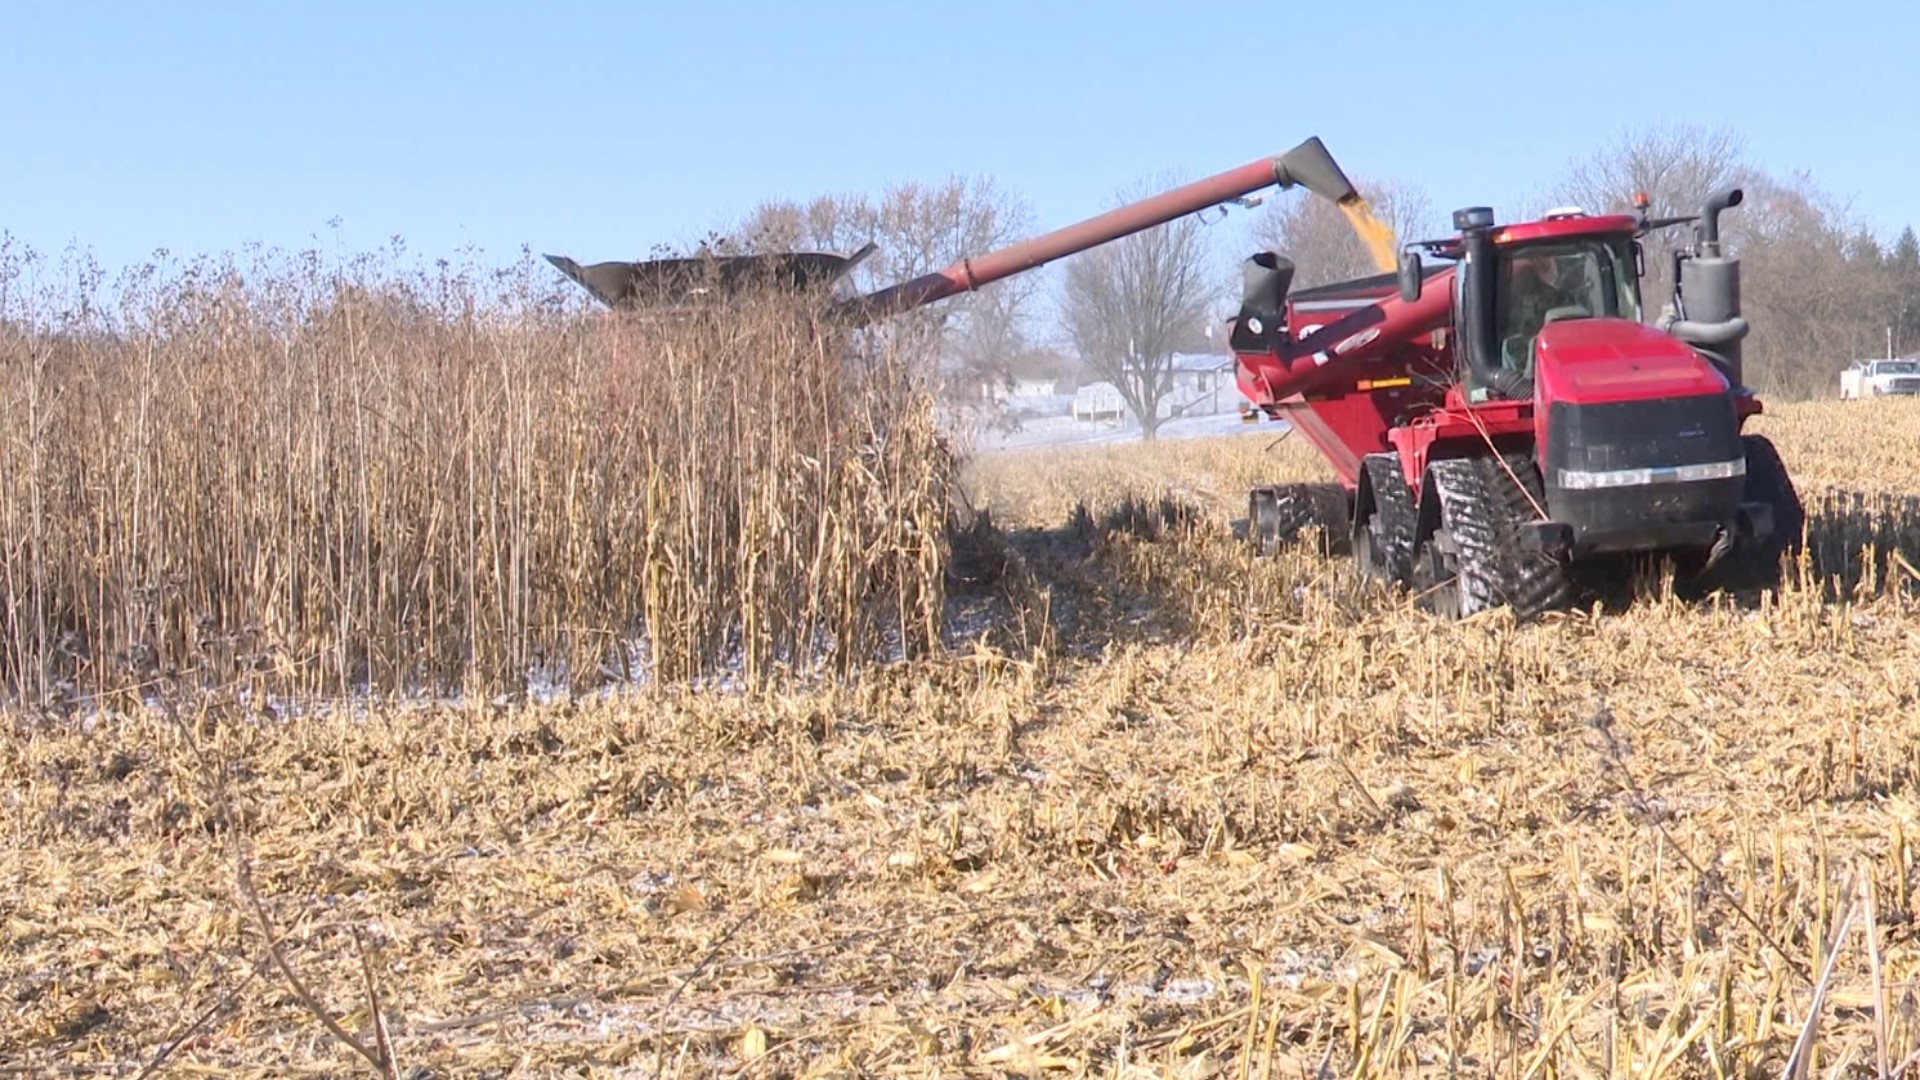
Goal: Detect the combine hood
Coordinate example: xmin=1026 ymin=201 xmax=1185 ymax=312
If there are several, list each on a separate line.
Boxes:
xmin=1532 ymin=318 xmax=1732 ymax=407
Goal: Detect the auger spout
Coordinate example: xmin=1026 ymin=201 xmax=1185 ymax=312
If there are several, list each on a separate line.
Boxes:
xmin=545 ymin=137 xmax=1362 ymax=325
xmin=830 ymin=137 xmax=1359 ymax=326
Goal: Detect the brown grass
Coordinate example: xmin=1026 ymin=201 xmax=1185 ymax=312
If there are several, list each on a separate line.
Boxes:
xmin=960 ymin=420 xmax=1328 ymax=528
xmin=968 ymin=398 xmax=1920 ymax=601
xmin=0 ymin=245 xmax=949 ymax=705
xmin=12 ymin=255 xmax=1920 ymax=1076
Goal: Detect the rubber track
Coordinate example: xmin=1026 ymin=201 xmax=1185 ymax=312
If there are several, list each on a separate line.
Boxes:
xmin=1427 ymin=452 xmax=1573 ymax=619
xmin=1251 ymin=483 xmax=1351 ymax=556
xmin=1698 ymin=433 xmax=1806 ymax=593
xmin=1359 ymin=453 xmax=1416 ymax=583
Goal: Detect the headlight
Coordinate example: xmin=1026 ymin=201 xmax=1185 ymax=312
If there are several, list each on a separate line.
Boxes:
xmin=1557 ymin=458 xmax=1747 ymax=490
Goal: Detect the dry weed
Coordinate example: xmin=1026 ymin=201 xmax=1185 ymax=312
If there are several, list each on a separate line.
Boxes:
xmin=961 ymin=420 xmax=1324 ymax=529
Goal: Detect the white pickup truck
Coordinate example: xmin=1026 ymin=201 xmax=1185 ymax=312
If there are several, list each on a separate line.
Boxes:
xmin=1840 ymin=359 xmax=1920 ymax=399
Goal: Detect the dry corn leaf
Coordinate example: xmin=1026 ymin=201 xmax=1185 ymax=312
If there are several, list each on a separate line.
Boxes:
xmin=1353 ymin=932 xmax=1406 ymax=967
xmin=777 ymin=872 xmax=825 ymax=902
xmin=962 ymin=869 xmax=1002 ymax=894
xmin=661 ymin=882 xmax=708 ymax=915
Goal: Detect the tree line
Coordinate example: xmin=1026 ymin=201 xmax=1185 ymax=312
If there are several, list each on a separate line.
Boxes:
xmin=731 ymin=123 xmax=1920 ymax=437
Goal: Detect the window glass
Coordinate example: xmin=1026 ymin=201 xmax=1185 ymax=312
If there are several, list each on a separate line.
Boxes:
xmin=1492 ymin=237 xmax=1641 ymax=371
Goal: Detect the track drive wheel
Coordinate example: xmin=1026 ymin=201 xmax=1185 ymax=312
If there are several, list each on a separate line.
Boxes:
xmin=1696 ymin=433 xmax=1806 ymax=594
xmin=1248 ymin=483 xmax=1352 ymax=557
xmin=1410 ymin=452 xmax=1573 ymax=620
xmin=1355 ymin=453 xmax=1416 ymax=587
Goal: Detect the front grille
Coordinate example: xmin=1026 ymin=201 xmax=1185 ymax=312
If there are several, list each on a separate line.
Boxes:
xmin=1545 ymin=393 xmax=1740 ymax=477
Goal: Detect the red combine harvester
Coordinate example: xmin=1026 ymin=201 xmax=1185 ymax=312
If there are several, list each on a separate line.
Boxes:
xmin=550 ymin=135 xmax=1803 ymax=619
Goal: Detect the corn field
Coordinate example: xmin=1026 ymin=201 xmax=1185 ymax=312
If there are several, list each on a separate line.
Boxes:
xmin=0 ymin=243 xmax=949 ymax=707
xmin=15 ymin=238 xmax=1920 ymax=1075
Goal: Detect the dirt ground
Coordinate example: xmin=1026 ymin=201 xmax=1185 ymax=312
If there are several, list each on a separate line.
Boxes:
xmin=11 ymin=399 xmax=1920 ymax=1077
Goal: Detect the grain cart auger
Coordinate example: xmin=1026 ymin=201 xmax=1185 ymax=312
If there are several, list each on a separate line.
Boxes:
xmin=544 ymin=136 xmax=1365 ymax=325
xmin=1228 ymin=190 xmax=1806 ymax=618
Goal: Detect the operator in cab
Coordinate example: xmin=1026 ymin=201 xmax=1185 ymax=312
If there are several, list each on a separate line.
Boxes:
xmin=1497 ymin=248 xmax=1597 ymax=372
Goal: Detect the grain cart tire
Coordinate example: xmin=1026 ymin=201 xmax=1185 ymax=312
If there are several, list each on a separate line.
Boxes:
xmin=1249 ymin=483 xmax=1353 ymax=557
xmin=1355 ymin=453 xmax=1416 ymax=587
xmin=1411 ymin=453 xmax=1573 ymax=620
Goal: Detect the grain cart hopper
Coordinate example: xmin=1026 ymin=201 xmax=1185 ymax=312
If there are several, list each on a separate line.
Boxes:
xmin=549 ymin=135 xmax=1804 ymax=619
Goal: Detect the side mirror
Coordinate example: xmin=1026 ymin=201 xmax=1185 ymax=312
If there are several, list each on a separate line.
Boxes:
xmin=1632 ymin=240 xmax=1645 ymax=279
xmin=1397 ymin=250 xmax=1423 ymax=303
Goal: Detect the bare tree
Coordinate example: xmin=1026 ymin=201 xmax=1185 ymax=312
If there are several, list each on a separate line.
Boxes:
xmin=734 ymin=176 xmax=1037 ymax=384
xmin=1246 ymin=177 xmax=1436 ymax=290
xmin=942 ymin=278 xmax=1029 ymax=401
xmin=1538 ymin=122 xmax=1902 ymax=398
xmin=1540 ymin=122 xmax=1754 ymax=299
xmin=1059 ymin=177 xmax=1220 ymax=440
xmin=1733 ymin=171 xmax=1899 ymax=396
xmin=1546 ymin=123 xmax=1749 ymax=210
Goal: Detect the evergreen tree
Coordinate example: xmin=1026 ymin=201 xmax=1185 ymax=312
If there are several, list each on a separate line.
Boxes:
xmin=1894 ymin=227 xmax=1920 ymax=355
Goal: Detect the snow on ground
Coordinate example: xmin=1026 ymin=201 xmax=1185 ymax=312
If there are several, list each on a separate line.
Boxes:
xmin=964 ymin=409 xmax=1290 ymax=454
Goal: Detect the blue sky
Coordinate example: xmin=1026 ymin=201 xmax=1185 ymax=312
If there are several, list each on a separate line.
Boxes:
xmin=4 ymin=0 xmax=1915 ymax=286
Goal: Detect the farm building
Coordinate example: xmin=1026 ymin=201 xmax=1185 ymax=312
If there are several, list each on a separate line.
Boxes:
xmin=1160 ymin=352 xmax=1237 ymax=418
xmin=1072 ymin=382 xmax=1126 ymax=422
xmin=1070 ymin=353 xmax=1239 ymax=423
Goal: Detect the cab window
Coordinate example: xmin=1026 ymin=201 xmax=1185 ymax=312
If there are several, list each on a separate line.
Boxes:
xmin=1492 ymin=238 xmax=1641 ymax=372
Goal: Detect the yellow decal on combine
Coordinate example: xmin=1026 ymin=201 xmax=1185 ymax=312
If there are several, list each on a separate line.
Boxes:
xmin=1356 ymin=377 xmax=1412 ymax=392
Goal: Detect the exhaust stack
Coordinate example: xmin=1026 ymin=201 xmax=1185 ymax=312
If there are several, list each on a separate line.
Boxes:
xmin=1663 ymin=186 xmax=1748 ymax=388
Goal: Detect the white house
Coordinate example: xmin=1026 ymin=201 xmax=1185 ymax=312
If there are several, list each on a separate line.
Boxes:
xmin=1066 ymin=354 xmax=1241 ymax=424
xmin=1159 ymin=352 xmax=1237 ymax=419
xmin=1006 ymin=375 xmax=1064 ymax=401
xmin=1072 ymin=381 xmax=1126 ymax=422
